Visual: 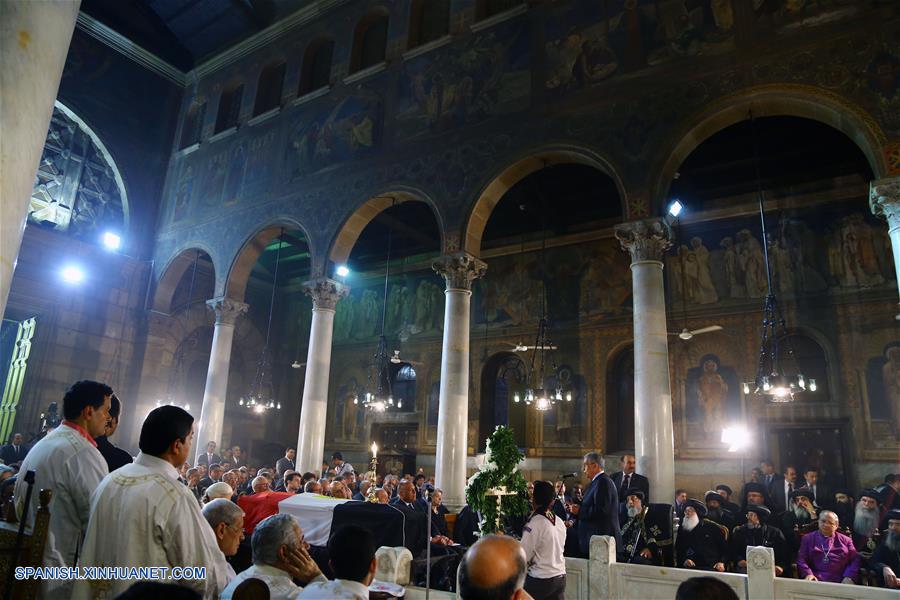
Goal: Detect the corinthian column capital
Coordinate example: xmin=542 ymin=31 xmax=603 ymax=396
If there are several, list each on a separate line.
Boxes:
xmin=614 ymin=218 xmax=673 ymax=264
xmin=433 ymin=252 xmax=487 ymax=291
xmin=870 ymin=177 xmax=900 ymax=226
xmin=302 ymin=277 xmax=349 ymax=311
xmin=206 ymin=296 xmax=248 ymax=325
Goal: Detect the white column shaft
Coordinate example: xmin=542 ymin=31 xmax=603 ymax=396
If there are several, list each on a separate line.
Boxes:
xmin=195 ymin=321 xmax=236 ymax=461
xmin=296 ymin=307 xmax=336 ymax=474
xmin=631 ymin=260 xmax=676 ymax=502
xmin=0 ymin=1 xmax=80 ymax=318
xmin=434 ymin=288 xmax=472 ymax=508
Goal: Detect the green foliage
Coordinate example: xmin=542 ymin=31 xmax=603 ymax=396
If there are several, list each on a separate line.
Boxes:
xmin=465 ymin=426 xmax=530 ymax=536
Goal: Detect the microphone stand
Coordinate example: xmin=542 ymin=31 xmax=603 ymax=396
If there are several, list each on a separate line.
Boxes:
xmin=424 ymin=489 xmax=432 ymax=600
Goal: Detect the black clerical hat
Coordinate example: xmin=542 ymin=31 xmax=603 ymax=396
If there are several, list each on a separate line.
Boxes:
xmin=624 ymin=489 xmax=644 ymax=502
xmin=743 ymin=482 xmax=767 ymax=497
xmin=714 ymin=484 xmax=732 ymax=496
xmin=685 ymin=498 xmax=707 ymax=518
xmin=858 ymin=488 xmax=881 ymax=503
xmin=790 ymin=488 xmax=815 ymax=503
xmin=745 ymin=504 xmax=771 ymax=520
xmin=886 ymin=509 xmax=900 ymax=522
xmin=705 ymin=491 xmax=723 ymax=504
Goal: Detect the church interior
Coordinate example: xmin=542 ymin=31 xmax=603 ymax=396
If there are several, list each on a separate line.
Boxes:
xmin=3 ymin=0 xmax=900 ymax=532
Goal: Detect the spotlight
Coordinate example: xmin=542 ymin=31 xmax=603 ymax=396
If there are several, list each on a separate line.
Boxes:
xmin=336 ymin=265 xmax=350 ymax=277
xmin=721 ymin=425 xmax=751 ymax=453
xmin=667 ymin=199 xmax=684 ymax=218
xmin=61 ymin=265 xmax=85 ymax=284
xmin=102 ymin=231 xmax=121 ymax=251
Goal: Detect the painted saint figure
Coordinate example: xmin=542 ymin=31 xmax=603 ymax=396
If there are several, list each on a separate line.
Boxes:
xmin=698 ymin=359 xmax=728 ymax=434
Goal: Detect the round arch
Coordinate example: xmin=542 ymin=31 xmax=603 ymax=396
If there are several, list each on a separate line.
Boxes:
xmin=327 ymin=186 xmax=446 ymax=268
xmin=224 ymin=217 xmax=317 ymax=303
xmin=651 ymin=84 xmax=887 ymax=211
xmin=463 ymin=144 xmax=628 ymax=257
xmin=152 ymin=243 xmax=218 ymax=314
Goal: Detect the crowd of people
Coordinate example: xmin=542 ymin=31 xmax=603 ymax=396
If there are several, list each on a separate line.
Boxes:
xmin=1 ymin=380 xmax=899 ymax=600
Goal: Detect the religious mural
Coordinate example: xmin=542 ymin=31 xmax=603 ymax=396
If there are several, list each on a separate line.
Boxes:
xmin=864 ymin=342 xmax=900 ymax=439
xmin=395 ymin=17 xmax=531 ymax=141
xmin=285 ymin=92 xmax=382 ymax=178
xmin=668 ymin=205 xmax=895 ymax=305
xmin=540 ymin=364 xmax=588 ymax=447
xmin=543 ymin=0 xmax=735 ymax=93
xmin=335 ymin=376 xmax=366 ymax=442
xmin=684 ymin=353 xmax=741 ymax=436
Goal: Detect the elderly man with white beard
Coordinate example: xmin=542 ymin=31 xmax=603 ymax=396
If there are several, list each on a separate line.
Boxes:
xmin=852 ymin=489 xmax=883 ymax=558
xmin=675 ymin=499 xmax=727 ymax=572
xmin=779 ymin=488 xmax=817 ymax=563
xmin=617 ymin=491 xmax=661 ymax=565
xmin=871 ymin=509 xmax=900 ymax=588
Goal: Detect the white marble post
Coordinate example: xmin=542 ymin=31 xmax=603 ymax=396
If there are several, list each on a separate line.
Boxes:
xmin=870 ymin=177 xmax=900 ymax=320
xmin=0 ymin=1 xmax=80 ymax=319
xmin=296 ymin=278 xmax=348 ymax=475
xmin=433 ymin=253 xmax=486 ymax=509
xmin=194 ymin=297 xmax=247 ymax=464
xmin=615 ymin=219 xmax=675 ymax=503
xmin=746 ymin=546 xmax=776 ymax=600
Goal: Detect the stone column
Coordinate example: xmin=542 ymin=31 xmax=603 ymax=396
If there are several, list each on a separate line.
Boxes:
xmin=433 ymin=253 xmax=486 ymax=509
xmin=194 ymin=297 xmax=247 ymax=464
xmin=615 ymin=219 xmax=675 ymax=503
xmin=870 ymin=177 xmax=900 ymax=319
xmin=296 ymin=278 xmax=348 ymax=475
xmin=0 ymin=1 xmax=81 ymax=319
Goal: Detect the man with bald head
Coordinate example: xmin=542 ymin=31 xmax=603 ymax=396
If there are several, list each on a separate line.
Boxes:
xmin=459 ymin=535 xmax=532 ymax=600
xmin=237 ymin=476 xmax=292 ymax=535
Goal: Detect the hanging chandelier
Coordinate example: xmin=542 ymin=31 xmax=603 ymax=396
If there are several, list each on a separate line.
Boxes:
xmin=239 ymin=229 xmax=284 ymax=413
xmin=510 ymin=197 xmax=571 ymax=411
xmin=356 ymin=212 xmax=399 ymax=412
xmin=741 ymin=114 xmax=814 ymax=403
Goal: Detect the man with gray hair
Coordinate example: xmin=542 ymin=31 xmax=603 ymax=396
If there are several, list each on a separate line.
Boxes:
xmin=568 ymin=452 xmax=621 ymax=557
xmin=202 ymin=499 xmax=245 ymax=579
xmin=221 ymin=513 xmax=325 ymax=600
xmin=458 ymin=535 xmax=528 ymax=600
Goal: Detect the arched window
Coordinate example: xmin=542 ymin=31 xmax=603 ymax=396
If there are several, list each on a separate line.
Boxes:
xmin=479 ymin=354 xmax=527 ymax=451
xmin=299 ymin=38 xmax=334 ymax=95
xmin=179 ymin=100 xmax=206 ymax=148
xmin=475 ymin=0 xmax=521 ymax=21
xmin=350 ymin=11 xmax=389 ymax=73
xmin=29 ymin=104 xmax=128 ymax=241
xmin=778 ymin=334 xmax=829 ymax=402
xmin=215 ymin=83 xmax=244 ymax=132
xmin=408 ymin=0 xmax=449 ymax=49
xmin=391 ymin=363 xmax=416 ymax=413
xmin=254 ymin=61 xmax=286 ymax=115
xmin=605 ymin=345 xmax=634 ymax=452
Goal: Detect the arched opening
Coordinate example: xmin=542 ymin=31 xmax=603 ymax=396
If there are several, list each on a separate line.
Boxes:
xmin=390 ymin=363 xmax=416 ymax=413
xmin=350 ymin=10 xmax=389 ymax=73
xmin=153 ymin=248 xmax=216 ymax=314
xmin=778 ymin=333 xmax=830 ymax=403
xmin=30 ymin=103 xmax=130 ymax=242
xmin=464 ymin=148 xmax=626 ymax=256
xmin=215 ymin=82 xmax=244 ymax=133
xmin=299 ymin=37 xmax=334 ymax=95
xmin=254 ymin=61 xmax=286 ymax=116
xmin=605 ymin=344 xmax=634 ymax=453
xmin=654 ymin=87 xmax=885 ymax=209
xmin=479 ymin=353 xmax=527 ymax=452
xmin=408 ymin=0 xmax=449 ymax=49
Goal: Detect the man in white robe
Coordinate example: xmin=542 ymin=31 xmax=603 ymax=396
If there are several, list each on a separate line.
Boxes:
xmin=298 ymin=524 xmax=377 ymax=600
xmin=14 ymin=380 xmax=112 ymax=599
xmin=73 ymin=405 xmax=230 ymax=600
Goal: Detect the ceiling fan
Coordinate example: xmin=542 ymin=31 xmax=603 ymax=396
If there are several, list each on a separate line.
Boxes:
xmin=391 ymin=350 xmax=424 ymax=366
xmin=668 ymin=325 xmax=723 ymax=341
xmin=507 ymin=342 xmax=559 ymax=352
xmin=291 ymin=361 xmax=306 ymax=369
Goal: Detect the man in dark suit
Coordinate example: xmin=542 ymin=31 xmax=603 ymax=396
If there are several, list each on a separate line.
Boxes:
xmin=198 ymin=463 xmax=224 ymax=497
xmin=800 ymin=467 xmax=825 ymax=507
xmin=769 ymin=465 xmax=798 ymax=514
xmin=570 ymin=452 xmax=621 ymax=557
xmin=94 ymin=395 xmax=133 ymax=473
xmin=275 ymin=448 xmax=296 ymax=479
xmin=197 ymin=441 xmax=221 ymax=468
xmin=0 ymin=433 xmax=28 ymax=465
xmin=610 ymin=454 xmax=650 ymax=504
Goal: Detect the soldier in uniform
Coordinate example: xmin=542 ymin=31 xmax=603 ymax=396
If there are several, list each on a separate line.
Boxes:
xmin=730 ymin=504 xmax=787 ymax=575
xmin=705 ymin=490 xmax=736 ymax=532
xmin=617 ymin=490 xmax=661 ymax=565
xmin=675 ymin=499 xmax=728 ymax=572
xmin=852 ymin=488 xmax=883 ymax=560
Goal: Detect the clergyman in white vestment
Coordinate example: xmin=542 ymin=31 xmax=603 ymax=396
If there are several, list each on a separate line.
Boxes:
xmin=74 ymin=405 xmax=230 ymax=600
xmin=14 ymin=381 xmax=112 ymax=599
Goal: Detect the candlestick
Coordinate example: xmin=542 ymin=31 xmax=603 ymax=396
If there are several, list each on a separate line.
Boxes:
xmin=371 ymin=442 xmax=378 ymax=458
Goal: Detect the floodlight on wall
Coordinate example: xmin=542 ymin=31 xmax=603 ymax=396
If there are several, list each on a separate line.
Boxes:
xmin=61 ymin=265 xmax=85 ymax=284
xmin=667 ymin=199 xmax=684 ymax=218
xmin=102 ymin=231 xmax=121 ymax=251
xmin=336 ymin=265 xmax=350 ymax=278
xmin=721 ymin=425 xmax=751 ymax=453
